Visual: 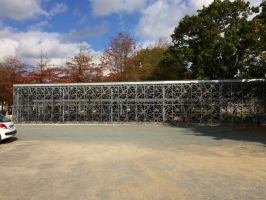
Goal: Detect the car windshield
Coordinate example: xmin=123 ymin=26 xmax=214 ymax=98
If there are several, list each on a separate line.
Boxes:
xmin=0 ymin=114 xmax=11 ymax=122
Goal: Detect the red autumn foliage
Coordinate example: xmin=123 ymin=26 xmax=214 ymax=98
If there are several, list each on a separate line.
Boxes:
xmin=26 ymin=66 xmax=65 ymax=83
xmin=101 ymin=31 xmax=142 ymax=81
xmin=65 ymin=43 xmax=104 ymax=83
xmin=26 ymin=47 xmax=61 ymax=84
xmin=0 ymin=56 xmax=28 ymax=106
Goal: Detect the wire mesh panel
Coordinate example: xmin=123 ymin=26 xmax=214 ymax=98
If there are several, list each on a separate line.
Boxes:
xmin=13 ymin=80 xmax=266 ymax=125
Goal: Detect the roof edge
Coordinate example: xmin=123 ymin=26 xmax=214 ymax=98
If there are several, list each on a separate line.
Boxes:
xmin=13 ymin=79 xmax=266 ymax=87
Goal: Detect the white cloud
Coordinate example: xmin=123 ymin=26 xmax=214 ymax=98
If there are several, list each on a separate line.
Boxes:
xmin=0 ymin=38 xmax=19 ymax=58
xmin=27 ymin=21 xmax=50 ymax=31
xmin=77 ymin=15 xmax=88 ymax=25
xmin=0 ymin=0 xmax=45 ymax=20
xmin=0 ymin=0 xmax=67 ymax=21
xmin=0 ymin=20 xmax=3 ymax=29
xmin=0 ymin=27 xmax=89 ymax=67
xmin=135 ymin=0 xmax=260 ymax=42
xmin=250 ymin=0 xmax=264 ymax=7
xmin=73 ymin=8 xmax=82 ymax=17
xmin=48 ymin=3 xmax=68 ymax=17
xmin=189 ymin=0 xmax=214 ymax=10
xmin=61 ymin=22 xmax=109 ymax=42
xmin=135 ymin=0 xmax=189 ymax=41
xmin=91 ymin=0 xmax=148 ymax=16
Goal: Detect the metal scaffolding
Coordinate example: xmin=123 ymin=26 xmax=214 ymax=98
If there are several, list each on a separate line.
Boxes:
xmin=13 ymin=79 xmax=266 ymax=125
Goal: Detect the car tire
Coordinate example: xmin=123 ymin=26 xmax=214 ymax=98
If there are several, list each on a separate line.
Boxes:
xmin=0 ymin=135 xmax=2 ymax=144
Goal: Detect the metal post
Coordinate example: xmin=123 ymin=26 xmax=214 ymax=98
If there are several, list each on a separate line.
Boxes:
xmin=111 ymin=88 xmax=113 ymax=123
xmin=62 ymin=88 xmax=65 ymax=124
xmin=257 ymin=113 xmax=261 ymax=126
xmin=163 ymin=86 xmax=165 ymax=123
xmin=219 ymin=84 xmax=222 ymax=125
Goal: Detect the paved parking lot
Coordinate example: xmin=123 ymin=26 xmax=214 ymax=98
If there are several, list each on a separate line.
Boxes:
xmin=1 ymin=124 xmax=266 ymax=200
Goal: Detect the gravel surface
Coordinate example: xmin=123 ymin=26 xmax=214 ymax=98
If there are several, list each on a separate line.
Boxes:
xmin=1 ymin=124 xmax=266 ymax=200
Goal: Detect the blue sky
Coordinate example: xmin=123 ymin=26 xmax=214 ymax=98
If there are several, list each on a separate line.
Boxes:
xmin=0 ymin=0 xmax=261 ymax=67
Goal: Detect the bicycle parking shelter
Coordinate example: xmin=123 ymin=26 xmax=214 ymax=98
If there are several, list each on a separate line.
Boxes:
xmin=13 ymin=79 xmax=266 ymax=125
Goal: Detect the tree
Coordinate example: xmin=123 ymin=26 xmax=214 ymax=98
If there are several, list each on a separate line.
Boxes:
xmin=28 ymin=47 xmax=53 ymax=83
xmin=256 ymin=0 xmax=266 ymax=57
xmin=101 ymin=31 xmax=141 ymax=81
xmin=65 ymin=42 xmax=103 ymax=83
xmin=158 ymin=46 xmax=191 ymax=80
xmin=168 ymin=0 xmax=260 ymax=80
xmin=132 ymin=37 xmax=171 ymax=80
xmin=240 ymin=0 xmax=266 ymax=78
xmin=26 ymin=47 xmax=66 ymax=83
xmin=0 ymin=56 xmax=27 ymax=109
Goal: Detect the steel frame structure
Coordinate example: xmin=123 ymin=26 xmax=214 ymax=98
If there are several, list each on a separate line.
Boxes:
xmin=13 ymin=79 xmax=266 ymax=125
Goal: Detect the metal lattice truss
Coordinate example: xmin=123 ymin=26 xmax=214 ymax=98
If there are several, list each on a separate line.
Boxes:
xmin=13 ymin=80 xmax=266 ymax=125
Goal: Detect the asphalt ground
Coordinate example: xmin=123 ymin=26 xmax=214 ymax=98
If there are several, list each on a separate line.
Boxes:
xmin=0 ymin=124 xmax=266 ymax=200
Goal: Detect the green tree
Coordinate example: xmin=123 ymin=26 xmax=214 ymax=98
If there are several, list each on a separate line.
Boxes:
xmin=158 ymin=46 xmax=191 ymax=80
xmin=169 ymin=0 xmax=260 ymax=80
xmin=241 ymin=0 xmax=266 ymax=78
xmin=132 ymin=37 xmax=171 ymax=80
xmin=256 ymin=0 xmax=266 ymax=57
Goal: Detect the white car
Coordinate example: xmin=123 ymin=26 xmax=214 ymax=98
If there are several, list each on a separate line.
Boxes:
xmin=0 ymin=114 xmax=17 ymax=144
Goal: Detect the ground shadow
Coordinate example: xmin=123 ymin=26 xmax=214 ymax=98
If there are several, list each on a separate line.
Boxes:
xmin=1 ymin=137 xmax=18 ymax=144
xmin=171 ymin=125 xmax=266 ymax=146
